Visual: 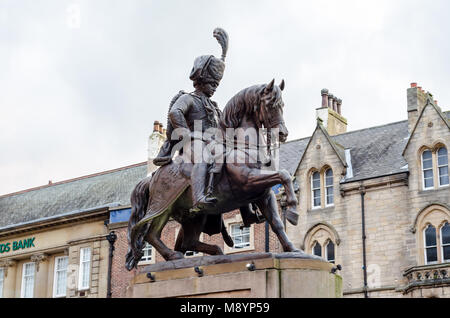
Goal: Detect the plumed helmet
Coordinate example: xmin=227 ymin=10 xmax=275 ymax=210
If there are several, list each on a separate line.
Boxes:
xmin=189 ymin=28 xmax=229 ymax=85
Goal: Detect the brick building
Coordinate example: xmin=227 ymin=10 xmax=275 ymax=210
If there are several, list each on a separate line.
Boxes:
xmin=0 ymin=83 xmax=448 ymax=298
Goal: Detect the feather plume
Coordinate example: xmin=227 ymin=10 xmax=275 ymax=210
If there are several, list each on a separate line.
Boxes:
xmin=213 ymin=27 xmax=229 ymax=61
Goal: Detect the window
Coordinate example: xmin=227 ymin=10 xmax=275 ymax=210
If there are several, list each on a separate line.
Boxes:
xmin=441 ymin=222 xmax=450 ymax=262
xmin=0 ymin=268 xmax=4 ymax=298
xmin=311 ymin=171 xmax=321 ymax=208
xmin=438 ymin=147 xmax=449 ymax=187
xmin=313 ymin=242 xmax=322 ymax=257
xmin=140 ymin=243 xmax=153 ymax=262
xmin=53 ymin=256 xmax=68 ymax=298
xmin=21 ymin=262 xmax=35 ymax=298
xmin=424 ymin=225 xmax=438 ymax=264
xmin=325 ymin=169 xmax=334 ymax=206
xmin=325 ymin=241 xmax=335 ymax=263
xmin=230 ymin=224 xmax=250 ymax=249
xmin=310 ymin=168 xmax=334 ymax=209
xmin=78 ymin=247 xmax=91 ymax=290
xmin=422 ymin=150 xmax=434 ymax=189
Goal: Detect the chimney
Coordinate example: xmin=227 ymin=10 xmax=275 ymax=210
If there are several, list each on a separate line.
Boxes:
xmin=316 ymin=89 xmax=347 ymax=136
xmin=321 ymin=89 xmax=329 ymax=108
xmin=148 ymin=119 xmax=167 ymax=175
xmin=328 ymin=94 xmax=334 ymax=109
xmin=407 ymin=82 xmax=429 ymax=133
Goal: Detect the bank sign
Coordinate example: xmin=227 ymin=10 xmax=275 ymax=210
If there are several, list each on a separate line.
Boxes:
xmin=0 ymin=238 xmax=36 ymax=254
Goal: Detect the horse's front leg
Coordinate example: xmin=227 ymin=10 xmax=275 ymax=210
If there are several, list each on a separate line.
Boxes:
xmin=228 ymin=164 xmax=299 ymax=225
xmin=256 ymin=191 xmax=301 ymax=253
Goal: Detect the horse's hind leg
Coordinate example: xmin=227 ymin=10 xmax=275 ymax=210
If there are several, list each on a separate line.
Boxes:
xmin=177 ymin=217 xmax=224 ymax=256
xmin=146 ymin=211 xmax=184 ymax=261
xmin=256 ymin=191 xmax=301 ymax=253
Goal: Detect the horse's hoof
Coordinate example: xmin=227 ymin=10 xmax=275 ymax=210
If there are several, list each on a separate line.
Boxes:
xmin=286 ymin=208 xmax=299 ymax=226
xmin=167 ymin=251 xmax=184 ymax=261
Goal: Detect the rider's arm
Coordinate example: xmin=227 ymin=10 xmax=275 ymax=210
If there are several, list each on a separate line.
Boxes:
xmin=168 ymin=94 xmax=193 ymax=130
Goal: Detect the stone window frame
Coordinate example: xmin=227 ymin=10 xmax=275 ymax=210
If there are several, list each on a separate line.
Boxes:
xmin=324 ymin=239 xmax=336 ymax=263
xmin=138 ymin=242 xmax=156 ymax=265
xmin=437 ymin=147 xmax=449 ymax=187
xmin=78 ymin=246 xmax=92 ymax=291
xmin=224 ymin=214 xmax=255 ymax=254
xmin=419 ymin=143 xmax=449 ymax=191
xmin=440 ymin=222 xmax=450 ymax=263
xmin=413 ymin=204 xmax=450 ymax=265
xmin=52 ymin=255 xmax=69 ymax=298
xmin=423 ymin=224 xmax=438 ymax=265
xmin=308 ymin=166 xmax=335 ymax=210
xmin=303 ymin=223 xmax=340 ymax=264
xmin=21 ymin=262 xmax=35 ymax=298
xmin=0 ymin=267 xmax=3 ymax=298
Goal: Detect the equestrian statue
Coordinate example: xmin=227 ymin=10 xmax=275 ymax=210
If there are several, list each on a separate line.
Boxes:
xmin=125 ymin=28 xmax=301 ymax=270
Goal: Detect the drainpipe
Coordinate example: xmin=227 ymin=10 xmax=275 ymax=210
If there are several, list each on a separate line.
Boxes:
xmin=106 ymin=231 xmax=117 ymax=298
xmin=360 ymin=186 xmax=368 ymax=298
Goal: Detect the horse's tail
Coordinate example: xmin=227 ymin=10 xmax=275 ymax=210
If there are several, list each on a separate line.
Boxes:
xmin=125 ymin=176 xmax=152 ymax=271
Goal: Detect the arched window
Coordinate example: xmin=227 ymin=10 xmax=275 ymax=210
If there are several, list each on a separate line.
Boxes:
xmin=437 ymin=147 xmax=449 ymax=187
xmin=325 ymin=169 xmax=334 ymax=206
xmin=325 ymin=240 xmax=335 ymax=263
xmin=424 ymin=224 xmax=438 ymax=264
xmin=309 ymin=167 xmax=334 ymax=209
xmin=311 ymin=171 xmax=321 ymax=208
xmin=422 ymin=150 xmax=434 ymax=190
xmin=441 ymin=222 xmax=450 ymax=262
xmin=313 ymin=242 xmax=322 ymax=257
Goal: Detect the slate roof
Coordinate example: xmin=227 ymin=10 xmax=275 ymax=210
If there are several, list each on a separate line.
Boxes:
xmin=0 ymin=162 xmax=147 ymax=229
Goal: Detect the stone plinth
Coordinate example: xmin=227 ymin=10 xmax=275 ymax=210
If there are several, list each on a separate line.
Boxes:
xmin=126 ymin=252 xmax=343 ymax=298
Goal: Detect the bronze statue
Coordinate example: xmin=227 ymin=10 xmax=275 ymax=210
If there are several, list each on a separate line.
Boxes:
xmin=153 ymin=28 xmax=228 ymax=212
xmin=125 ymin=28 xmax=300 ymax=270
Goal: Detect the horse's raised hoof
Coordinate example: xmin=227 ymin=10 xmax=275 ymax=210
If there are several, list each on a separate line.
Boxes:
xmin=167 ymin=251 xmax=184 ymax=261
xmin=286 ymin=207 xmax=299 ymax=226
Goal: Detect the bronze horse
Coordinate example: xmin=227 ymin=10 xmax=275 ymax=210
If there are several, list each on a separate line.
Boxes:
xmin=126 ymin=79 xmax=301 ymax=270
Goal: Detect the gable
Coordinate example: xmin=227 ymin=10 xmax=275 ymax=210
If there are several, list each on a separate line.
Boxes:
xmin=403 ymin=100 xmax=450 ymax=156
xmin=296 ymin=122 xmax=347 ymax=176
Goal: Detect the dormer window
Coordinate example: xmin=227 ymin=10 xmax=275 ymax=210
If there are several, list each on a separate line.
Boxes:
xmin=438 ymin=147 xmax=449 ymax=187
xmin=311 ymin=171 xmax=321 ymax=208
xmin=310 ymin=167 xmax=334 ymax=209
xmin=325 ymin=169 xmax=334 ymax=206
xmin=422 ymin=150 xmax=434 ymax=190
xmin=421 ymin=146 xmax=449 ymax=190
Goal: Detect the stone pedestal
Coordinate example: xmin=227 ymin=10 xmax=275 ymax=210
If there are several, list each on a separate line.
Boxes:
xmin=126 ymin=252 xmax=342 ymax=298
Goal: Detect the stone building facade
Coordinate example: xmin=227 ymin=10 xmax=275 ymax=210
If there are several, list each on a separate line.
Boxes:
xmin=285 ymin=83 xmax=450 ymax=297
xmin=0 ymin=83 xmax=448 ymax=298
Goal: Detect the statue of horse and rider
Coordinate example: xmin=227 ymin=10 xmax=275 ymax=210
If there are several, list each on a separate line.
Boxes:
xmin=125 ymin=28 xmax=301 ymax=270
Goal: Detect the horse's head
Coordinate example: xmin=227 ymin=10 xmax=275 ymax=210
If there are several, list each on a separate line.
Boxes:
xmin=258 ymin=79 xmax=288 ymax=142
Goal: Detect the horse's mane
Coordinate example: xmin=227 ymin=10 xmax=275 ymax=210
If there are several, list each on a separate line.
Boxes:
xmin=219 ymin=84 xmax=266 ymax=130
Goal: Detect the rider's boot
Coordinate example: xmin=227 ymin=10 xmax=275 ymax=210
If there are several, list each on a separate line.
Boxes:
xmin=190 ymin=163 xmax=218 ymax=213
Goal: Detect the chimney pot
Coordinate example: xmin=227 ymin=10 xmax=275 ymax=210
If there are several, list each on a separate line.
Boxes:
xmin=321 ymin=89 xmax=329 ymax=108
xmin=333 ymin=97 xmax=338 ymax=112
xmin=337 ymin=99 xmax=342 ymax=115
xmin=158 ymin=122 xmax=164 ymax=134
xmin=411 ymin=83 xmax=417 ymax=88
xmin=328 ymin=94 xmax=335 ymax=109
xmin=434 ymin=100 xmax=438 ymax=105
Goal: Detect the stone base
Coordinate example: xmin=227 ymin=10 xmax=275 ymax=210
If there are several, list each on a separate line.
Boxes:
xmin=126 ymin=252 xmax=343 ymax=298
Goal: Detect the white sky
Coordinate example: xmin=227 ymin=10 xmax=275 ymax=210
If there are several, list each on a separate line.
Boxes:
xmin=1 ymin=0 xmax=449 ymax=195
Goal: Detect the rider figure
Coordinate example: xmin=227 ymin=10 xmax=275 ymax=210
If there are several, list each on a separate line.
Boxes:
xmin=153 ymin=28 xmax=228 ymax=213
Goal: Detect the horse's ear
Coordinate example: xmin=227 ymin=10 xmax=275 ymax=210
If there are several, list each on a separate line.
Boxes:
xmin=279 ymin=79 xmax=285 ymax=91
xmin=264 ymin=79 xmax=275 ymax=94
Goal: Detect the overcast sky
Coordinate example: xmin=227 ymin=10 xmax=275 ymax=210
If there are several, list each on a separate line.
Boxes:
xmin=1 ymin=0 xmax=449 ymax=195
